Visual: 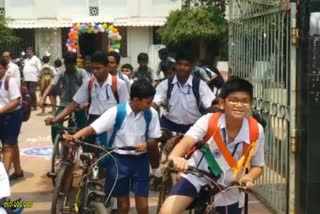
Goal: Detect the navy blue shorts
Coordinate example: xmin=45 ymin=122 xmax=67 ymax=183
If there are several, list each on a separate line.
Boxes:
xmin=0 ymin=109 xmax=22 ymax=145
xmin=169 ymin=177 xmax=242 ymax=214
xmin=104 ymin=153 xmax=150 ymax=197
xmin=160 ymin=116 xmax=193 ymax=134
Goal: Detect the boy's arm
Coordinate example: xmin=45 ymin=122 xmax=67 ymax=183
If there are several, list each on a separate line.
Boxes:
xmin=0 ymin=98 xmax=20 ymax=115
xmin=51 ymin=101 xmax=80 ymax=124
xmin=73 ymin=126 xmax=97 ymax=139
xmin=38 ymin=84 xmax=54 ymax=107
xmin=152 ymin=80 xmax=167 ymax=110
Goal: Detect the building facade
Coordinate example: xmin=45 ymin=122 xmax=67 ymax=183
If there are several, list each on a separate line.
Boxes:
xmin=3 ymin=0 xmax=181 ymax=68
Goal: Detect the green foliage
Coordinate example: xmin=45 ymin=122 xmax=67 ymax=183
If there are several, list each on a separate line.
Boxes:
xmin=0 ymin=17 xmax=21 ymax=52
xmin=181 ymin=0 xmax=226 ymax=12
xmin=158 ymin=6 xmax=228 ymax=46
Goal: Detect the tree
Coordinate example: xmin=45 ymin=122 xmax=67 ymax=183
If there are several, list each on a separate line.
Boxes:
xmin=158 ymin=5 xmax=228 ymax=60
xmin=0 ymin=17 xmax=21 ymax=53
xmin=181 ymin=0 xmax=226 ymax=12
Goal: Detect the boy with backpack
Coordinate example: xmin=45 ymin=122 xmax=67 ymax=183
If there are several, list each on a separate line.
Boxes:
xmin=107 ymin=51 xmax=132 ymax=93
xmin=160 ymin=77 xmax=265 ymax=214
xmin=133 ymin=53 xmax=154 ymax=83
xmin=64 ymin=79 xmax=161 ymax=214
xmin=0 ymin=57 xmax=24 ymax=180
xmin=38 ymin=52 xmax=89 ymax=142
xmin=45 ymin=51 xmax=129 ymax=149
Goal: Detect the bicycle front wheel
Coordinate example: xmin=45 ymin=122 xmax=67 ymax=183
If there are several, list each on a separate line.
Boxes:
xmin=51 ymin=163 xmax=74 ymax=214
xmin=50 ymin=133 xmax=64 ymax=186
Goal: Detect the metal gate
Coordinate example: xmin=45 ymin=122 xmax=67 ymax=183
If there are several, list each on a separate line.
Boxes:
xmin=228 ymin=1 xmax=297 ymax=213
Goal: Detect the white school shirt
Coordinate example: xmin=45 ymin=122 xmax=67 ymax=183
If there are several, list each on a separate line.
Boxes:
xmin=73 ymin=75 xmax=129 ymax=115
xmin=6 ymin=62 xmax=21 ymax=87
xmin=0 ymin=162 xmax=10 ymax=198
xmin=23 ymin=55 xmax=41 ymax=82
xmin=0 ymin=75 xmax=21 ymax=111
xmin=117 ymin=71 xmax=132 ymax=93
xmin=153 ymin=75 xmax=215 ymax=125
xmin=183 ymin=113 xmax=265 ymax=208
xmin=91 ymin=103 xmax=162 ymax=155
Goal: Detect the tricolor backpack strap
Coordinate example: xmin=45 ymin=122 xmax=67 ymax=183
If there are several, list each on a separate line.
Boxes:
xmin=232 ymin=116 xmax=260 ymax=179
xmin=111 ymin=75 xmax=119 ymax=103
xmin=143 ymin=109 xmax=152 ymax=140
xmin=107 ymin=103 xmax=127 ymax=148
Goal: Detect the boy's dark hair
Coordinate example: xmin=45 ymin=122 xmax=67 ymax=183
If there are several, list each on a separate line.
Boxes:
xmin=219 ymin=76 xmax=253 ymax=100
xmin=84 ymin=55 xmax=91 ymax=62
xmin=137 ymin=52 xmax=149 ymax=63
xmin=211 ymin=98 xmax=220 ymax=106
xmin=42 ymin=56 xmax=50 ymax=64
xmin=0 ymin=57 xmax=8 ymax=67
xmin=54 ymin=59 xmax=62 ymax=67
xmin=91 ymin=51 xmax=109 ymax=66
xmin=130 ymin=79 xmax=156 ymax=100
xmin=63 ymin=51 xmax=77 ymax=65
xmin=158 ymin=48 xmax=168 ymax=59
xmin=26 ymin=47 xmax=34 ymax=52
xmin=108 ymin=51 xmax=121 ymax=65
xmin=121 ymin=63 xmax=133 ymax=71
xmin=176 ymin=49 xmax=196 ymax=64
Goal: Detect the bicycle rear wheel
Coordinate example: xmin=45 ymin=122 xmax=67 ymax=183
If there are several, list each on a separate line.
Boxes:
xmin=51 ymin=163 xmax=74 ymax=214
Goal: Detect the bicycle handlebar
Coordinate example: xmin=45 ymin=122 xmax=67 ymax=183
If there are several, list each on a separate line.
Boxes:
xmin=74 ymin=139 xmax=136 ymax=152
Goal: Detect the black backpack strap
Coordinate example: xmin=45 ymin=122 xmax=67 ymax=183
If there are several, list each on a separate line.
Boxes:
xmin=192 ymin=77 xmax=201 ymax=108
xmin=166 ymin=77 xmax=174 ymax=101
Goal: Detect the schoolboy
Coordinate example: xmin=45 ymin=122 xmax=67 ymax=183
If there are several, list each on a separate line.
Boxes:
xmin=107 ymin=51 xmax=132 ymax=93
xmin=0 ymin=57 xmax=24 ymax=180
xmin=38 ymin=52 xmax=89 ymax=142
xmin=121 ymin=63 xmax=134 ymax=84
xmin=160 ymin=77 xmax=265 ymax=214
xmin=64 ymin=79 xmax=161 ymax=214
xmin=45 ymin=51 xmax=129 ymax=148
xmin=133 ymin=53 xmax=154 ymax=83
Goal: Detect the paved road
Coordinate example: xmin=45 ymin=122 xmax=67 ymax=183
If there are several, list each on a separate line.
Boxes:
xmin=9 ymin=109 xmax=272 ymax=214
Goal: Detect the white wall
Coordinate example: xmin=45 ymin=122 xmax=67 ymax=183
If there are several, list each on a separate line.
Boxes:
xmin=152 ymin=0 xmax=181 ymax=17
xmin=127 ymin=27 xmax=152 ymax=69
xmin=5 ymin=0 xmax=34 ymax=19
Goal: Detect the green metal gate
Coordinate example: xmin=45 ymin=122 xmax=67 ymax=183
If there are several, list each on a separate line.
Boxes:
xmin=228 ymin=1 xmax=297 ymax=213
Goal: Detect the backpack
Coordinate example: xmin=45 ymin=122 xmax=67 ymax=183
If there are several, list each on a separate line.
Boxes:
xmin=99 ymin=102 xmax=152 ymax=166
xmin=88 ymin=76 xmax=119 ymax=104
xmin=186 ymin=112 xmax=259 ymax=179
xmin=167 ymin=76 xmax=201 ymax=111
xmin=4 ymin=76 xmax=32 ymax=122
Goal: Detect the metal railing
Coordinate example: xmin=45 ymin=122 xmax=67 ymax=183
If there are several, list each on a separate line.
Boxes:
xmin=229 ymin=1 xmax=296 ymax=213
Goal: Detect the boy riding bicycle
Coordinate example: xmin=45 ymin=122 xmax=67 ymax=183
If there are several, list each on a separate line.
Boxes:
xmin=160 ymin=77 xmax=265 ymax=214
xmin=64 ymin=79 xmax=161 ymax=214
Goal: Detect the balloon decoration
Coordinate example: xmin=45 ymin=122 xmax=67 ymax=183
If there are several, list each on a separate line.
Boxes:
xmin=66 ymin=23 xmax=122 ymax=53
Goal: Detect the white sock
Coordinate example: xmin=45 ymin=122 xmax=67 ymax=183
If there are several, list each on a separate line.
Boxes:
xmin=152 ymin=168 xmax=161 ymax=178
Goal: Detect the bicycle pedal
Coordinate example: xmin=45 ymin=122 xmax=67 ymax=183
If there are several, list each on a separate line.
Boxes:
xmin=46 ymin=171 xmax=57 ymax=178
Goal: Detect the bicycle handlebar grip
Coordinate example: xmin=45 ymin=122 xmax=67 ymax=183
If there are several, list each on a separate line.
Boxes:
xmin=119 ymin=146 xmax=136 ymax=151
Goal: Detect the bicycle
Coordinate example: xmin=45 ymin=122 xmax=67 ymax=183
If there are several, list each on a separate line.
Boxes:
xmin=158 ymin=128 xmax=184 ymax=164
xmin=157 ymin=161 xmax=248 ymax=214
xmin=49 ymin=124 xmax=82 ymax=214
xmin=71 ymin=139 xmax=136 ymax=214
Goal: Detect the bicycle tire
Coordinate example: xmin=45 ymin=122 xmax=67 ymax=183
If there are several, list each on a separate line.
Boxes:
xmin=156 ymin=169 xmax=173 ymax=213
xmin=50 ymin=133 xmax=64 ymax=186
xmin=51 ymin=163 xmax=74 ymax=214
xmin=88 ymin=201 xmax=108 ymax=214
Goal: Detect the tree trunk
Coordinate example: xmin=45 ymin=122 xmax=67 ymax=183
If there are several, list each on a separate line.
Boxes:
xmin=199 ymin=38 xmax=207 ymax=60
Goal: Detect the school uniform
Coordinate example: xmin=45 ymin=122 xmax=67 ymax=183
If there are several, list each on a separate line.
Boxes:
xmin=90 ymin=103 xmax=161 ymax=197
xmin=73 ymin=74 xmax=129 ymax=148
xmin=6 ymin=62 xmax=21 ymax=87
xmin=169 ymin=113 xmax=265 ymax=212
xmin=116 ymin=71 xmax=132 ymax=94
xmin=153 ymin=74 xmax=214 ymax=133
xmin=0 ymin=75 xmax=22 ymax=145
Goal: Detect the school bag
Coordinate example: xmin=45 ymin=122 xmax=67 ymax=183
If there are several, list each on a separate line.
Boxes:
xmin=186 ymin=112 xmax=260 ymax=180
xmin=4 ymin=76 xmax=32 ymax=122
xmin=166 ymin=76 xmax=203 ymax=113
xmin=87 ymin=75 xmax=119 ymax=103
xmin=99 ymin=102 xmax=152 ymax=166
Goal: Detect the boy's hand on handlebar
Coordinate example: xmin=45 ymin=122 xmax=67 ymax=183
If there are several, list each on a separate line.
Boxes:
xmin=168 ymin=157 xmax=188 ymax=172
xmin=63 ymin=134 xmax=75 ymax=141
xmin=44 ymin=117 xmax=55 ymax=126
xmin=136 ymin=142 xmax=147 ymax=152
xmin=240 ymin=174 xmax=255 ymax=189
xmin=38 ymin=99 xmax=44 ymax=108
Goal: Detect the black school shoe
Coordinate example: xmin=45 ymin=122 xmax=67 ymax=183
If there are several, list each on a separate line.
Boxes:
xmin=9 ymin=171 xmax=24 ymax=181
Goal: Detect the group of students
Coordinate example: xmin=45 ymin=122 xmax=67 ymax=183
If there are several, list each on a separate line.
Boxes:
xmin=31 ymin=46 xmax=264 ymax=214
